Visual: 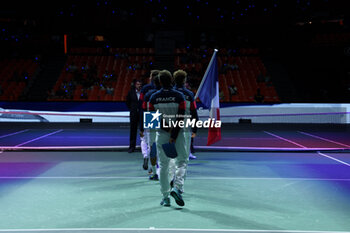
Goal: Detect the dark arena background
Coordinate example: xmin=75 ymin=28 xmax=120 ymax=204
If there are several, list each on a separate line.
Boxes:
xmin=1 ymin=1 xmax=350 ymax=233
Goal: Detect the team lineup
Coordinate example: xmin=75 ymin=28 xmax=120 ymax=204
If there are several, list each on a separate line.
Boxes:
xmin=127 ymin=69 xmax=199 ymax=207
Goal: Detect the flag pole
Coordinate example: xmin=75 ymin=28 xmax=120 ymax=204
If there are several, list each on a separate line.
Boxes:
xmin=194 ymin=49 xmax=218 ymax=99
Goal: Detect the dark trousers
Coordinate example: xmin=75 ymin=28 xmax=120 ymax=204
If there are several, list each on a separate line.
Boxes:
xmin=129 ymin=111 xmax=139 ymax=148
xmin=190 ymin=137 xmax=195 ymax=153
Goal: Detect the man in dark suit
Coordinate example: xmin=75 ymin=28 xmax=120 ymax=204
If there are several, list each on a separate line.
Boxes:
xmin=126 ymin=79 xmax=142 ymax=153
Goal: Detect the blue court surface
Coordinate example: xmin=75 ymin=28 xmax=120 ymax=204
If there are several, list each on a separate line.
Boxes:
xmin=0 ymin=123 xmax=349 ymax=233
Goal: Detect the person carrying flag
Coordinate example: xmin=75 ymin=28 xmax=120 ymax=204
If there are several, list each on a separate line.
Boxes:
xmin=173 ymin=70 xmax=199 ymax=162
xmin=195 ymin=49 xmax=221 ymax=146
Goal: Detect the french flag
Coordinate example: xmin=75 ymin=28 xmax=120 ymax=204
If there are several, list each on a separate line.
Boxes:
xmin=195 ymin=49 xmax=221 ymax=146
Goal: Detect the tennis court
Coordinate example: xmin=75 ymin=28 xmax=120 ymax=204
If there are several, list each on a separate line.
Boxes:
xmin=0 ymin=123 xmax=349 ymax=233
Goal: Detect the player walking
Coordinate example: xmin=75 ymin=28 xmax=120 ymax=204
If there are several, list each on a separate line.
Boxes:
xmin=139 ymin=70 xmax=159 ymax=171
xmin=149 ymin=70 xmax=187 ymax=207
xmin=173 ymin=70 xmax=199 ymax=162
xmin=143 ymin=74 xmax=162 ymax=180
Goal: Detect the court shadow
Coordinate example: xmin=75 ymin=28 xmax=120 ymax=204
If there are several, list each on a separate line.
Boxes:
xmin=62 ymin=205 xmax=179 ymax=228
xmin=192 ymin=192 xmax=293 ymax=214
xmin=73 ymin=180 xmax=151 ymax=193
xmin=177 ymin=208 xmax=281 ymax=229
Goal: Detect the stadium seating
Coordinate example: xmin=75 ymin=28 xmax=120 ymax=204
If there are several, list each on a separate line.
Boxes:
xmin=174 ymin=48 xmax=280 ymax=103
xmin=48 ymin=48 xmax=154 ymax=101
xmin=312 ymin=33 xmax=350 ymax=45
xmin=47 ymin=47 xmax=279 ymax=103
xmin=0 ymin=59 xmax=39 ymax=101
xmin=70 ymin=47 xmax=155 ymax=55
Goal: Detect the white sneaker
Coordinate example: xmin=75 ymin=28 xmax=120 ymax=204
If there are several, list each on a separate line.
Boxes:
xmin=189 ymin=153 xmax=197 ymax=160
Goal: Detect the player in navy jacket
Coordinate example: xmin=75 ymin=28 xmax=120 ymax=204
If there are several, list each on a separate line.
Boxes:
xmin=143 ymin=74 xmax=162 ymax=180
xmin=139 ymin=70 xmax=159 ymax=170
xmin=173 ymin=69 xmax=199 ymax=162
xmin=149 ymin=70 xmax=187 ymax=207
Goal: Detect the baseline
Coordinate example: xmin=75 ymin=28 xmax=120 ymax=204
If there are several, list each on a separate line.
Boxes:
xmin=0 ymin=228 xmax=348 ymax=233
xmin=0 ymin=176 xmax=349 ymax=181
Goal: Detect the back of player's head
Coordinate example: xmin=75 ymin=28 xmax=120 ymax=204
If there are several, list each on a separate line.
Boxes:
xmin=150 ymin=70 xmax=160 ymax=82
xmin=153 ymin=74 xmax=161 ymax=88
xmin=158 ymin=70 xmax=172 ymax=88
xmin=173 ymin=70 xmax=187 ymax=86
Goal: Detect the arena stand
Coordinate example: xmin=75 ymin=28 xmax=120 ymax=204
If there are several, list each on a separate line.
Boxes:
xmin=48 ymin=48 xmax=155 ymax=101
xmin=175 ymin=48 xmax=280 ymax=103
xmin=0 ymin=58 xmax=39 ymax=101
xmin=46 ymin=47 xmax=279 ymax=103
xmin=311 ymin=32 xmax=350 ymax=46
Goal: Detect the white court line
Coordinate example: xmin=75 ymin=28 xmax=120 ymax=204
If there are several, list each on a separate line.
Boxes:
xmin=0 ymin=145 xmax=133 ymax=150
xmin=14 ymin=130 xmax=63 ymax=147
xmin=0 ymin=228 xmax=349 ymax=233
xmin=238 ymin=138 xmax=276 ymax=140
xmin=298 ymin=131 xmax=350 ymax=148
xmin=194 ymin=146 xmax=343 ymax=151
xmin=0 ymin=129 xmax=30 ymax=139
xmin=0 ymin=176 xmax=350 ymax=181
xmin=263 ymin=131 xmax=306 ymax=148
xmin=317 ymin=152 xmax=350 ymax=167
xmin=0 ymin=146 xmax=344 ymax=151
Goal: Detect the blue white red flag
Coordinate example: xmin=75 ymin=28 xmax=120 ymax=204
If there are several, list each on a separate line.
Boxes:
xmin=195 ymin=49 xmax=221 ymax=146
